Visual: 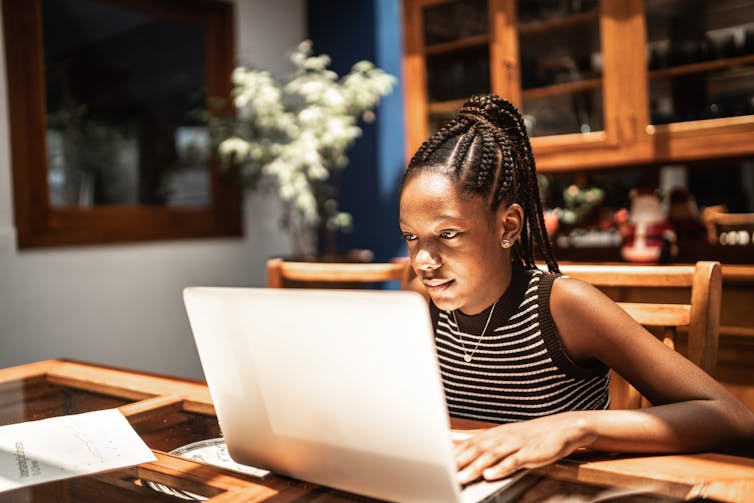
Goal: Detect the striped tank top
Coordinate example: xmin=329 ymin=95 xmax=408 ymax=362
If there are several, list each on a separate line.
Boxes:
xmin=430 ymin=264 xmax=610 ymax=423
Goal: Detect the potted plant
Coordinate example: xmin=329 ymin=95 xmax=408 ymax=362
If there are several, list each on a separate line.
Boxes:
xmin=213 ymin=40 xmax=396 ymax=257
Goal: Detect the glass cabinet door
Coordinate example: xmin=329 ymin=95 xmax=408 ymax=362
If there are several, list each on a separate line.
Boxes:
xmin=516 ymin=0 xmax=604 ymax=137
xmin=645 ymin=0 xmax=754 ymax=125
xmin=422 ymin=0 xmax=490 ymax=133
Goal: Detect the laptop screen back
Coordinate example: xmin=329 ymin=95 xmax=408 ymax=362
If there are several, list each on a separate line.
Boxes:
xmin=183 ymin=287 xmax=463 ymax=502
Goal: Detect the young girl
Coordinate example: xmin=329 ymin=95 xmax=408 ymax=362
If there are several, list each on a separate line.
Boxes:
xmin=398 ymin=94 xmax=754 ymax=484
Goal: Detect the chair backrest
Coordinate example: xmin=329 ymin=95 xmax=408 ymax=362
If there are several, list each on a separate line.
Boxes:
xmin=267 ymin=258 xmax=413 ymax=289
xmin=558 ymin=261 xmax=723 ymax=409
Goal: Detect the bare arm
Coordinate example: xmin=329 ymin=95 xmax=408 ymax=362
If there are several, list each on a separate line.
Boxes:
xmin=551 ymin=277 xmax=754 ymax=453
xmin=455 ymin=277 xmax=754 ymax=483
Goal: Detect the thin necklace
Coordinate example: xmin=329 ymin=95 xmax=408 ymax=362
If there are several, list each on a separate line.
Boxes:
xmin=451 ymin=300 xmax=498 ymax=363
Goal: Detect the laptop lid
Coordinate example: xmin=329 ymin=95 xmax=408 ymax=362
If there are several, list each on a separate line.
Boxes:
xmin=183 ymin=287 xmax=508 ymax=503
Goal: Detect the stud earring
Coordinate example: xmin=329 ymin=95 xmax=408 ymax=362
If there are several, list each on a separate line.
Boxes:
xmin=502 ymin=239 xmax=511 ymax=248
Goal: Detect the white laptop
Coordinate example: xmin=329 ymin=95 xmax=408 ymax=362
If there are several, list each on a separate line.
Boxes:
xmin=183 ymin=286 xmax=523 ymax=503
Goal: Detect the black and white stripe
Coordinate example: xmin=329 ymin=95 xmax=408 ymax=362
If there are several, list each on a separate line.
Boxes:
xmin=432 ymin=267 xmax=610 ymax=424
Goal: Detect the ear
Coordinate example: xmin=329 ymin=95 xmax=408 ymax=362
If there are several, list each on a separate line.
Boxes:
xmin=496 ymin=203 xmax=524 ymax=249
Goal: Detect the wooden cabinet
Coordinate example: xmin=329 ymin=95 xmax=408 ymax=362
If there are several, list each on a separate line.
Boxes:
xmin=402 ymin=0 xmax=754 ymax=171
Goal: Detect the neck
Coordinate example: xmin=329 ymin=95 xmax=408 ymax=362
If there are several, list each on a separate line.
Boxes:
xmin=458 ymin=263 xmax=514 ymax=315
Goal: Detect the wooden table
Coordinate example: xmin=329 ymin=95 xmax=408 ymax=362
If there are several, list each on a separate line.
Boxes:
xmin=1 ymin=359 xmax=753 ymax=502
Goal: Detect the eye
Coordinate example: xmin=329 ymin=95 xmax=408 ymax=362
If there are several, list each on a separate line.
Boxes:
xmin=401 ymin=232 xmax=417 ymax=242
xmin=440 ymin=230 xmax=458 ymax=239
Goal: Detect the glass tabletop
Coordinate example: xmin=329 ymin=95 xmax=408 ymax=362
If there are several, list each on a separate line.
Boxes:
xmin=0 ymin=363 xmax=721 ymax=502
xmin=0 ymin=375 xmax=226 ymax=501
xmin=0 ymin=376 xmax=131 ymax=425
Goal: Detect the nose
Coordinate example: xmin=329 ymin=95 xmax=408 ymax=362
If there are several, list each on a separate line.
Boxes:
xmin=414 ymin=247 xmax=441 ymax=272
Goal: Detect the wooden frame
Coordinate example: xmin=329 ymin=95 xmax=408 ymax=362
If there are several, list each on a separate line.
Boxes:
xmin=1 ymin=0 xmax=241 ymax=248
xmin=2 ymin=358 xmax=754 ymax=501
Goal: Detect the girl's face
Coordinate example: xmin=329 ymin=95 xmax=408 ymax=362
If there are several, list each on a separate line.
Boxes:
xmin=399 ymin=171 xmax=516 ymax=315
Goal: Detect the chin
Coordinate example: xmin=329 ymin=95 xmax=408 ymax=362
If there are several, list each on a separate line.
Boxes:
xmin=429 ymin=294 xmax=459 ymax=313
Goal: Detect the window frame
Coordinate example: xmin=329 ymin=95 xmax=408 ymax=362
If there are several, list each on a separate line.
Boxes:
xmin=2 ymin=0 xmax=241 ymax=248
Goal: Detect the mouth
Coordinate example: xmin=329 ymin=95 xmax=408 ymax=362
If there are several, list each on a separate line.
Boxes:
xmin=423 ymin=278 xmax=454 ymax=293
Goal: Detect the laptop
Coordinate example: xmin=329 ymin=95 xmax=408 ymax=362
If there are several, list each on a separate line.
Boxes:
xmin=183 ymin=286 xmax=523 ymax=503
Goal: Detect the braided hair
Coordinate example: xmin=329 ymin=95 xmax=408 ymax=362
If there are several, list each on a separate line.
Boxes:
xmin=403 ymin=94 xmax=559 ymax=273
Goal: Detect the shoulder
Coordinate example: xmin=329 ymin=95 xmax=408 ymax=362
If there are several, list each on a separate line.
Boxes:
xmin=548 ymin=274 xmax=640 ymax=364
xmin=523 ymin=267 xmax=597 ymax=308
xmin=550 ymin=272 xmax=627 ymax=314
xmin=550 ymin=274 xmax=605 ymax=307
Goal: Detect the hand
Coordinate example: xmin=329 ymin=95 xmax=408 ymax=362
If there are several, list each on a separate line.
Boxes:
xmin=454 ymin=413 xmax=594 ymax=484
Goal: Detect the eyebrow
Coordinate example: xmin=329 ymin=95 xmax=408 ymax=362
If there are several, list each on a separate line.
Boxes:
xmin=399 ymin=214 xmax=468 ymax=226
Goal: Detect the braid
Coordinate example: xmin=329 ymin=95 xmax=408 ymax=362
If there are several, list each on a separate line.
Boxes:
xmin=493 ymin=101 xmax=559 ymax=273
xmin=410 ymin=116 xmax=472 ymax=165
xmin=453 ymin=123 xmax=478 ymax=180
xmin=475 ymin=128 xmax=497 ymax=190
xmin=492 ymin=130 xmax=516 ymax=208
xmin=403 ymin=93 xmax=559 ymax=273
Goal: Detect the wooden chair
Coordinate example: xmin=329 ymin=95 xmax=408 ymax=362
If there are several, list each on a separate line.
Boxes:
xmin=558 ymin=261 xmax=723 ymax=409
xmin=267 ymin=258 xmax=722 ymax=410
xmin=266 ymin=257 xmax=413 ymax=289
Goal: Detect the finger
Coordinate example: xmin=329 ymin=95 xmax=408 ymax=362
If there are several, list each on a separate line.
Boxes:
xmin=451 ymin=431 xmax=473 ymax=446
xmin=482 ymin=453 xmax=522 ymax=480
xmin=453 ymin=441 xmax=482 ymax=470
xmin=457 ymin=450 xmax=501 ymax=485
xmin=453 ymin=436 xmax=478 ymax=457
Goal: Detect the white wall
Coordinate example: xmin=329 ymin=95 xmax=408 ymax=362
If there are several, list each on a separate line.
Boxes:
xmin=0 ymin=0 xmax=306 ymax=379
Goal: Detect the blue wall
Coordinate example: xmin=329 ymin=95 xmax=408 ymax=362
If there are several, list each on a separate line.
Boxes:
xmin=307 ymin=0 xmax=406 ymax=262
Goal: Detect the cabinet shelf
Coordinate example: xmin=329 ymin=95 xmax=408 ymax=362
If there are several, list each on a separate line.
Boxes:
xmin=403 ymin=0 xmax=754 ymax=172
xmin=522 ymin=77 xmax=602 ymax=100
xmin=518 ymin=10 xmax=599 ymax=36
xmin=424 ymin=34 xmax=489 ymax=55
xmin=649 ymin=54 xmax=754 ymax=80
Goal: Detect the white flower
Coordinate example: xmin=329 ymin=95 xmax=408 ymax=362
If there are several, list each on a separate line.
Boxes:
xmin=217 ymin=40 xmax=396 ymax=232
xmin=328 ymin=211 xmax=353 ymax=231
xmin=307 ymin=163 xmax=328 ymax=181
xmin=322 ymin=87 xmax=345 ymax=109
xmin=279 ymin=180 xmax=295 ymax=201
xmin=297 ymin=80 xmax=326 ymax=100
xmin=295 ymin=190 xmax=318 ymax=224
xmin=218 ymin=137 xmax=251 ymax=161
xmin=298 ymin=106 xmax=323 ymax=126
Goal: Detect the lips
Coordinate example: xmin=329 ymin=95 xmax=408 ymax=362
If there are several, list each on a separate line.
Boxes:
xmin=423 ymin=278 xmax=454 ymax=292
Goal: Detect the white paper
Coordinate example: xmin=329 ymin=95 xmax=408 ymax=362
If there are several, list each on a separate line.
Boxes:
xmin=0 ymin=408 xmax=157 ymax=492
